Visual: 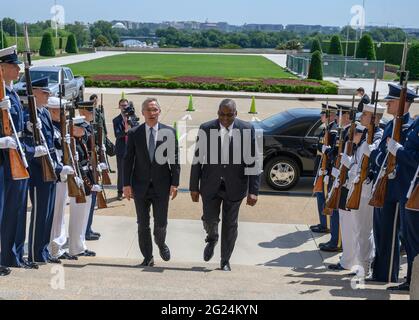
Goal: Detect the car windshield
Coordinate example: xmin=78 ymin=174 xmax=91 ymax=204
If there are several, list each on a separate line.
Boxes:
xmin=260 ymin=112 xmax=291 ymax=130
xmin=20 ymin=71 xmax=58 ymax=84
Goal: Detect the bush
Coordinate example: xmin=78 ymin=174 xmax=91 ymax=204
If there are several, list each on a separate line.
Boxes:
xmin=94 ymin=35 xmax=110 ymax=47
xmin=1 ymin=32 xmax=9 ymax=49
xmin=65 ymin=34 xmax=78 ymax=53
xmin=219 ymin=43 xmax=242 ymax=49
xmin=39 ymin=32 xmax=56 ymax=57
xmin=406 ymin=43 xmax=419 ymax=80
xmin=356 ymin=34 xmax=376 ymax=60
xmin=329 ymin=35 xmax=343 ymax=55
xmin=308 ymin=51 xmax=323 ymax=80
xmin=311 ymin=38 xmax=322 ymax=53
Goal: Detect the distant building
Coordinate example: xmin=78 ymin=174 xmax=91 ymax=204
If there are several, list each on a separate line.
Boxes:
xmin=243 ymin=24 xmax=285 ymax=32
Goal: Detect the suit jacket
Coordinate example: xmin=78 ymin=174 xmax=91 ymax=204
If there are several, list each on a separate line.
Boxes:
xmin=189 ymin=118 xmax=261 ymax=202
xmin=123 ymin=122 xmax=180 ymax=198
xmin=113 ymin=114 xmax=127 ymax=158
xmin=358 ymin=94 xmax=371 ymax=112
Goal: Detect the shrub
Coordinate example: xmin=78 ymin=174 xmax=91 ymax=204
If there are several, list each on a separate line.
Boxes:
xmin=94 ymin=35 xmax=110 ymax=47
xmin=311 ymin=38 xmax=322 ymax=54
xmin=356 ymin=34 xmax=376 ymax=60
xmin=1 ymin=32 xmax=9 ymax=49
xmin=308 ymin=51 xmax=323 ymax=80
xmin=39 ymin=32 xmax=56 ymax=57
xmin=406 ymin=43 xmax=419 ymax=80
xmin=329 ymin=35 xmax=343 ymax=55
xmin=65 ymin=34 xmax=78 ymax=54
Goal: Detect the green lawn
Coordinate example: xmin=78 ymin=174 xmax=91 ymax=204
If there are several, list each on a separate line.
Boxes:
xmin=67 ymin=53 xmax=295 ymax=79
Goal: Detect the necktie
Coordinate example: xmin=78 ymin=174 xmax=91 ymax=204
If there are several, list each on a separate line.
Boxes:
xmin=124 ymin=117 xmax=128 ymax=143
xmin=221 ymin=128 xmax=230 ymax=164
xmin=148 ymin=127 xmax=155 ymax=162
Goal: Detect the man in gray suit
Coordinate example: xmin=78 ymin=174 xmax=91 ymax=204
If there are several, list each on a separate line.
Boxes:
xmin=123 ymin=98 xmax=180 ymax=267
xmin=190 ymin=99 xmax=261 ymax=271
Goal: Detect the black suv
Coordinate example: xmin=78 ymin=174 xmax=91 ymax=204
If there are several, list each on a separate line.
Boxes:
xmin=252 ymin=108 xmax=323 ymax=191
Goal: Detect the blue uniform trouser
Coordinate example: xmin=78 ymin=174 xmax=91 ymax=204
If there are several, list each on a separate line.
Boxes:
xmin=315 ymin=192 xmax=328 ymax=229
xmin=0 ymin=165 xmax=4 ymax=266
xmin=372 ymin=199 xmax=403 ymax=283
xmin=403 ymin=207 xmax=419 ymax=284
xmin=329 ymin=209 xmax=340 ymax=247
xmin=28 ymin=181 xmax=56 ymax=263
xmin=85 ymin=192 xmax=97 ymax=236
xmin=1 ymin=173 xmax=29 ymax=267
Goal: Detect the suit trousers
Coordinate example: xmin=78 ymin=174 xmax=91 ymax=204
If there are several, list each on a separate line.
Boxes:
xmin=133 ymin=184 xmax=169 ymax=260
xmin=202 ymin=185 xmax=243 ymax=263
xmin=49 ymin=182 xmax=68 ymax=259
xmin=116 ymin=155 xmax=124 ymax=194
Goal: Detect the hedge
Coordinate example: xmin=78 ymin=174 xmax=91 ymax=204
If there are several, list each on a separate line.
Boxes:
xmin=311 ymin=38 xmax=322 ymax=53
xmin=39 ymin=32 xmax=56 ymax=57
xmin=356 ymin=35 xmax=376 ymax=60
xmin=329 ymin=35 xmax=343 ymax=55
xmin=83 ymin=78 xmax=338 ymax=94
xmin=308 ymin=51 xmax=323 ymax=80
xmin=406 ymin=43 xmax=419 ymax=80
xmin=0 ymin=32 xmax=8 ymax=49
xmin=65 ymin=34 xmax=78 ymax=54
xmin=6 ymin=36 xmax=67 ymax=52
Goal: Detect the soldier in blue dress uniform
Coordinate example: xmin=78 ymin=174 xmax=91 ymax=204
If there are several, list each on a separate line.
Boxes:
xmin=0 ymin=46 xmax=37 ymax=269
xmin=369 ymin=83 xmax=417 ymax=284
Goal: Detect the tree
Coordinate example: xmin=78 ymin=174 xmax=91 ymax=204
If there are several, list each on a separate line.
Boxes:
xmin=39 ymin=32 xmax=56 ymax=57
xmin=94 ymin=35 xmax=110 ymax=47
xmin=340 ymin=26 xmax=357 ymax=41
xmin=329 ymin=35 xmax=343 ymax=55
xmin=406 ymin=42 xmax=419 ymax=80
xmin=90 ymin=20 xmax=119 ymax=45
xmin=65 ymin=33 xmax=78 ymax=53
xmin=308 ymin=50 xmax=323 ymax=80
xmin=356 ymin=34 xmax=376 ymax=60
xmin=0 ymin=31 xmax=8 ymax=49
xmin=311 ymin=38 xmax=322 ymax=53
xmin=65 ymin=22 xmax=90 ymax=46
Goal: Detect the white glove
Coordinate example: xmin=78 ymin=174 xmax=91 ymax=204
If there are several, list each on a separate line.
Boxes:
xmin=65 ymin=134 xmax=71 ymax=145
xmin=99 ymin=162 xmax=108 ymax=171
xmin=34 ymin=145 xmax=48 ymax=158
xmin=91 ymin=184 xmax=102 ymax=192
xmin=0 ymin=136 xmax=17 ymax=150
xmin=60 ymin=165 xmax=75 ymax=177
xmin=75 ymin=176 xmax=84 ymax=188
xmin=0 ymin=97 xmax=11 ymax=110
xmin=322 ymin=145 xmax=331 ymax=154
xmin=387 ymin=138 xmax=402 ymax=156
xmin=340 ymin=153 xmax=353 ymax=169
xmin=26 ymin=118 xmax=42 ymax=133
xmin=360 ymin=142 xmax=373 ymax=157
xmin=319 ymin=169 xmax=328 ymax=176
xmin=101 ymin=144 xmax=107 ymax=152
xmin=324 ymin=175 xmax=330 ymax=186
xmin=332 ymin=167 xmax=340 ymax=179
xmin=74 ymin=151 xmax=79 ymax=162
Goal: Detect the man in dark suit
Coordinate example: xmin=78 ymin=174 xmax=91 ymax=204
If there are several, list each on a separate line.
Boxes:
xmin=356 ymin=87 xmax=371 ymax=113
xmin=190 ymin=99 xmax=261 ymax=272
xmin=123 ymin=98 xmax=180 ymax=267
xmin=113 ymin=98 xmax=130 ymax=201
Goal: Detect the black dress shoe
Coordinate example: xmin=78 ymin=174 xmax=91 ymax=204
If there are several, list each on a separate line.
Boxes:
xmin=328 ymin=263 xmax=346 ymax=271
xmin=0 ymin=266 xmax=11 ymax=276
xmin=91 ymin=231 xmax=101 ymax=237
xmin=140 ymin=257 xmax=155 ymax=267
xmin=85 ymin=234 xmax=100 ymax=241
xmin=220 ymin=261 xmax=231 ymax=272
xmin=159 ymin=245 xmax=171 ymax=262
xmin=320 ymin=243 xmax=342 ymax=253
xmin=58 ymin=252 xmax=78 ymax=261
xmin=387 ymin=282 xmax=410 ymax=292
xmin=311 ymin=226 xmax=330 ymax=234
xmin=77 ymin=250 xmax=96 ymax=257
xmin=21 ymin=259 xmax=39 ymax=270
xmin=204 ymin=241 xmax=217 ymax=262
xmin=47 ymin=257 xmax=62 ymax=264
xmin=117 ymin=193 xmax=124 ymax=201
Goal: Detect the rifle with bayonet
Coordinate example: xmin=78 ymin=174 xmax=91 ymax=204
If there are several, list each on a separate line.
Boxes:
xmin=0 ymin=61 xmax=29 ymax=180
xmin=23 ymin=24 xmax=57 ymax=182
xmin=369 ymin=41 xmax=410 ymax=208
xmin=406 ymin=164 xmax=419 ymax=211
xmin=346 ymin=76 xmax=379 ymax=210
xmin=325 ymin=95 xmax=357 ymax=211
xmin=313 ymin=101 xmax=331 ymax=193
xmin=97 ymin=94 xmax=112 ymax=185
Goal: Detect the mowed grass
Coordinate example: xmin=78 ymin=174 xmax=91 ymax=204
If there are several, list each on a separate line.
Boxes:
xmin=67 ymin=53 xmax=295 ymax=79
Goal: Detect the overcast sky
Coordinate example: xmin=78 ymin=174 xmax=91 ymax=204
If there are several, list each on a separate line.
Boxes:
xmin=2 ymin=0 xmax=418 ymax=28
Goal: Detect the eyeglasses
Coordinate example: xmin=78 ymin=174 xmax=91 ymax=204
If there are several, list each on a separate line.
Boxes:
xmin=120 ymin=104 xmax=128 ymax=108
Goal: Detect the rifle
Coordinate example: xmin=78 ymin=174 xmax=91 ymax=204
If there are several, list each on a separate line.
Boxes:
xmin=99 ymin=95 xmax=115 ymax=173
xmin=325 ymin=96 xmax=357 ymax=211
xmin=91 ymin=103 xmax=107 ymax=209
xmin=58 ymin=69 xmax=81 ymax=198
xmin=97 ymin=94 xmax=112 ymax=185
xmin=369 ymin=41 xmax=410 ymax=208
xmin=313 ymin=101 xmax=330 ymax=193
xmin=23 ymin=24 xmax=57 ymax=182
xmin=406 ymin=164 xmax=419 ymax=211
xmin=346 ymin=76 xmax=379 ymax=210
xmin=0 ymin=64 xmax=29 ymax=180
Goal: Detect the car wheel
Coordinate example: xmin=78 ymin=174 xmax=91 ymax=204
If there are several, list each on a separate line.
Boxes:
xmin=265 ymin=156 xmax=300 ymax=191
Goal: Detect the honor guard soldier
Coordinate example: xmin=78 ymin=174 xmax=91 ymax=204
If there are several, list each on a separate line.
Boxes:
xmin=0 ymin=46 xmax=35 ymax=269
xmin=320 ymin=104 xmax=352 ymax=254
xmin=47 ymin=97 xmax=79 ymax=260
xmin=311 ymin=103 xmax=338 ymax=234
xmin=369 ymin=83 xmax=417 ymax=283
xmin=68 ymin=116 xmax=97 ymax=257
xmin=386 ymin=115 xmax=419 ymax=291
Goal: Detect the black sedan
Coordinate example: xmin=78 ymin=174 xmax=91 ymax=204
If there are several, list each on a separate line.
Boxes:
xmin=252 ymin=108 xmax=323 ymax=191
